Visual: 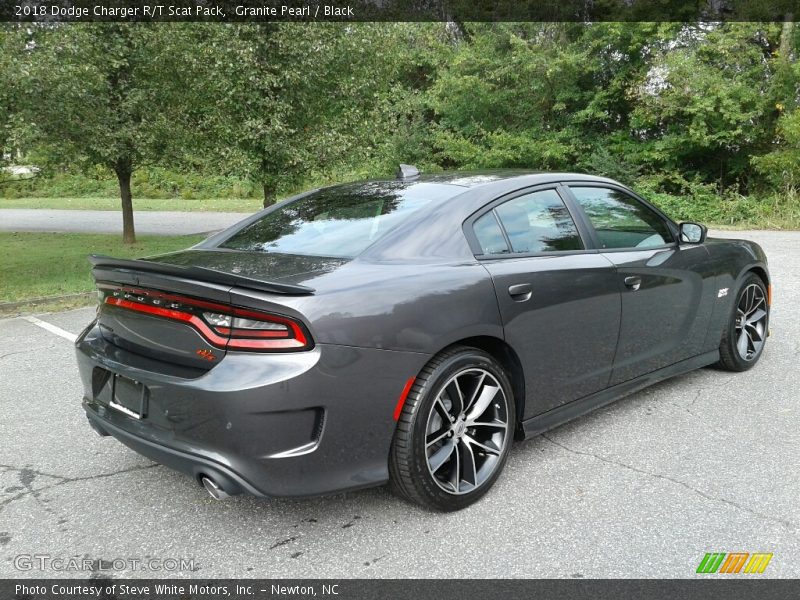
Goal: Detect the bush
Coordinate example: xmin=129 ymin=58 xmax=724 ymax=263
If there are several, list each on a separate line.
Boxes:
xmin=634 ymin=173 xmax=799 ymax=227
xmin=0 ymin=166 xmax=261 ymax=199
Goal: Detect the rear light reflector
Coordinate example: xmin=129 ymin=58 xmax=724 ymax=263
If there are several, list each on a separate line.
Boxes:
xmin=392 ymin=377 xmax=416 ymax=421
xmin=101 ymin=286 xmax=311 ymax=352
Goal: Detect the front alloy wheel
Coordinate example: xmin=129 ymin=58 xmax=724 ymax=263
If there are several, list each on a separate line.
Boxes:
xmin=389 ymin=346 xmax=515 ymax=511
xmin=734 ymin=283 xmax=768 ymax=361
xmin=717 ymin=273 xmax=769 ymax=371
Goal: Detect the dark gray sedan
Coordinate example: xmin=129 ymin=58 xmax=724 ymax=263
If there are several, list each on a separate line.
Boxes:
xmin=76 ymin=168 xmax=770 ymax=510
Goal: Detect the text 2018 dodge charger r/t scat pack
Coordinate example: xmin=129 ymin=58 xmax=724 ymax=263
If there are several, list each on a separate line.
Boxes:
xmin=76 ymin=167 xmax=771 ymax=510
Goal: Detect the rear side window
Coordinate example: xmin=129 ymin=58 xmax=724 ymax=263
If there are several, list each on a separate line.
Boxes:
xmin=473 ymin=212 xmax=509 ymax=255
xmin=486 ymin=189 xmax=583 ymax=254
xmin=569 ymin=186 xmax=673 ymax=249
xmin=219 ymin=182 xmax=459 ymax=258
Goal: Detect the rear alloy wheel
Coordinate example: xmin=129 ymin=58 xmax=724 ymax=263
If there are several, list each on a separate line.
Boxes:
xmin=717 ymin=273 xmax=769 ymax=371
xmin=389 ymin=346 xmax=515 ymax=511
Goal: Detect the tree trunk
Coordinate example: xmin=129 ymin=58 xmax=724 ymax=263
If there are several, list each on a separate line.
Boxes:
xmin=263 ymin=182 xmax=277 ymax=208
xmin=115 ymin=165 xmax=136 ymax=244
xmin=779 ymin=15 xmax=794 ymax=61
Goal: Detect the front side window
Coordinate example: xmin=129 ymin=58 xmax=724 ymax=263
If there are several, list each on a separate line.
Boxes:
xmin=477 ymin=189 xmax=583 ymax=255
xmin=219 ymin=182 xmax=459 ymax=258
xmin=569 ymin=187 xmax=673 ymax=249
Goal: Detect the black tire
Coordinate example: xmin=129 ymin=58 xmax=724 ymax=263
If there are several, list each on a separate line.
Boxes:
xmin=717 ymin=273 xmax=769 ymax=372
xmin=389 ymin=346 xmax=516 ymax=511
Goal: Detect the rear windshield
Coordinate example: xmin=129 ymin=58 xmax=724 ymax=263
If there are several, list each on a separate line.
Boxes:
xmin=218 ymin=182 xmax=461 ymax=258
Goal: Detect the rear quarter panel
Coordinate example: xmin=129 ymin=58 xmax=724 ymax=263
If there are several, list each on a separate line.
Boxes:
xmin=228 ymin=260 xmax=504 ymax=355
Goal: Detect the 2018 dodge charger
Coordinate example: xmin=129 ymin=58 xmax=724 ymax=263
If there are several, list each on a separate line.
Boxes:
xmin=76 ymin=167 xmax=770 ymax=510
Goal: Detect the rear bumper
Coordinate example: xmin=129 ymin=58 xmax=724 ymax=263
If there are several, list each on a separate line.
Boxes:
xmin=76 ymin=322 xmax=429 ymax=497
xmin=84 ymin=409 xmax=265 ymax=496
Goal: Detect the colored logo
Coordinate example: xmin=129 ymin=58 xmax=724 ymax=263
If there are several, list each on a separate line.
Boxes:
xmin=196 ymin=349 xmax=216 ymax=361
xmin=696 ymin=552 xmax=773 ymax=574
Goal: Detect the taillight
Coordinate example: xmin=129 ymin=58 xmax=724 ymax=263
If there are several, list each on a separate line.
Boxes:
xmin=99 ymin=285 xmax=311 ymax=352
xmin=201 ymin=307 xmax=309 ymax=350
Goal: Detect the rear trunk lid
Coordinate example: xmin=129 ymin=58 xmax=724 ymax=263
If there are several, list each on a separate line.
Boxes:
xmin=90 ymin=250 xmax=330 ymax=369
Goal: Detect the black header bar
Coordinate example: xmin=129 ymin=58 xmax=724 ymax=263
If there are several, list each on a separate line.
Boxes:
xmin=2 ymin=0 xmax=800 ymax=22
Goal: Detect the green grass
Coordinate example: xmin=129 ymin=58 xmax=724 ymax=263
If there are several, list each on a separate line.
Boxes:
xmin=0 ymin=196 xmax=261 ymax=212
xmin=0 ymin=232 xmax=205 ymax=304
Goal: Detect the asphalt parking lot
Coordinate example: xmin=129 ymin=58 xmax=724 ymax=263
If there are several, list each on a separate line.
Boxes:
xmin=1 ymin=230 xmax=798 ymax=579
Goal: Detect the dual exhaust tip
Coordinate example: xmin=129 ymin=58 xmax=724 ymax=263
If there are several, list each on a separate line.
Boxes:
xmin=200 ymin=475 xmax=231 ymax=500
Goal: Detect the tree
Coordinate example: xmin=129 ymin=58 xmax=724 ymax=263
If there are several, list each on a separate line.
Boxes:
xmin=0 ymin=25 xmax=20 ymax=180
xmin=629 ymin=23 xmax=787 ymax=193
xmin=8 ymin=21 xmax=799 ymax=230
xmin=751 ymin=17 xmax=800 ymax=190
xmin=20 ymin=24 xmax=193 ymax=242
xmin=424 ymin=23 xmax=686 ymax=177
xmin=190 ymin=23 xmax=408 ymax=207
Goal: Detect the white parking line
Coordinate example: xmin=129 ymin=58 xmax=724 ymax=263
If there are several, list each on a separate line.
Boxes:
xmin=22 ymin=316 xmax=77 ymax=343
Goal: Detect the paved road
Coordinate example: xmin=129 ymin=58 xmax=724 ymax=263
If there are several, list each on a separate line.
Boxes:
xmin=0 ymin=209 xmax=248 ymax=235
xmin=0 ymin=231 xmax=798 ymax=579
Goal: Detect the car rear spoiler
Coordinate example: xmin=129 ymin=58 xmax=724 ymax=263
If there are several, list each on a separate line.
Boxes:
xmin=88 ymin=255 xmax=315 ymax=296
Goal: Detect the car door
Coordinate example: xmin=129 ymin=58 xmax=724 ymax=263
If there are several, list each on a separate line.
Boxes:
xmin=465 ymin=186 xmax=621 ymax=419
xmin=564 ymin=184 xmax=717 ymax=385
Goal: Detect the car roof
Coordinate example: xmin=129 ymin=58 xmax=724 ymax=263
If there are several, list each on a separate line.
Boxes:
xmin=411 ymin=170 xmax=619 ymax=189
xmin=317 ymin=170 xmax=621 ymax=201
xmin=356 ymin=170 xmax=637 ymax=262
xmin=336 ymin=170 xmax=623 ymax=209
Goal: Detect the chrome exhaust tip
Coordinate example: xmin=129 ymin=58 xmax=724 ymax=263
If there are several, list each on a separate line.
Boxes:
xmin=201 ymin=476 xmax=230 ymax=500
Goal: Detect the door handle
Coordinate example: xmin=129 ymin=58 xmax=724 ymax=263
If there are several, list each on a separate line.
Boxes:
xmin=508 ymin=283 xmax=532 ymax=302
xmin=624 ymin=276 xmax=642 ymax=291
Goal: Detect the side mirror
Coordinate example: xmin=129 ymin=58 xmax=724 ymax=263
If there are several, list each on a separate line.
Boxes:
xmin=679 ymin=222 xmax=707 ymax=244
